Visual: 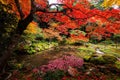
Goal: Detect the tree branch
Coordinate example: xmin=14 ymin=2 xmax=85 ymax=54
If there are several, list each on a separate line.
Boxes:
xmin=14 ymin=0 xmax=24 ymax=20
xmin=30 ymin=0 xmax=36 ymax=14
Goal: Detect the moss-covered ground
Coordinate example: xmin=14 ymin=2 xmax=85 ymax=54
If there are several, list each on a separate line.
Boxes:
xmin=1 ymin=43 xmax=120 ymax=80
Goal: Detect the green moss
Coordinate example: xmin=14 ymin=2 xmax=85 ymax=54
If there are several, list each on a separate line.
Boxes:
xmin=77 ymin=46 xmax=95 ymax=61
xmin=43 ymin=70 xmax=65 ymax=80
xmin=84 ymin=55 xmax=91 ymax=61
xmin=102 ymin=55 xmax=117 ymax=64
xmin=88 ymin=54 xmax=117 ymax=64
xmin=16 ymin=40 xmax=58 ymax=55
xmin=89 ymin=56 xmax=105 ymax=64
xmin=115 ymin=61 xmax=120 ymax=69
xmin=78 ymin=47 xmax=95 ymax=54
xmin=101 ymin=48 xmax=120 ymax=58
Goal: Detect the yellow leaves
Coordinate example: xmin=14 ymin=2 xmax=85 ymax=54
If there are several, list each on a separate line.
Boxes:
xmin=116 ymin=0 xmax=120 ymax=5
xmin=0 ymin=0 xmax=12 ymax=11
xmin=0 ymin=0 xmax=15 ymax=7
xmin=101 ymin=0 xmax=120 ymax=8
xmin=101 ymin=0 xmax=115 ymax=7
xmin=24 ymin=22 xmax=38 ymax=34
xmin=0 ymin=0 xmax=19 ymax=17
xmin=49 ymin=22 xmax=59 ymax=28
xmin=0 ymin=0 xmax=8 ymax=4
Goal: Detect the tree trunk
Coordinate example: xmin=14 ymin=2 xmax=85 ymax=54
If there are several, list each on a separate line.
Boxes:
xmin=16 ymin=14 xmax=33 ymax=34
xmin=0 ymin=34 xmax=20 ymax=72
xmin=0 ymin=14 xmax=33 ymax=72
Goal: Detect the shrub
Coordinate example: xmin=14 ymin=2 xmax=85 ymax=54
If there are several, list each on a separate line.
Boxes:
xmin=39 ymin=55 xmax=84 ymax=72
xmin=0 ymin=2 xmax=18 ymax=56
xmin=115 ymin=61 xmax=120 ymax=69
xmin=101 ymin=40 xmax=114 ymax=45
xmin=16 ymin=32 xmax=58 ymax=54
xmin=16 ymin=41 xmax=58 ymax=54
xmin=43 ymin=70 xmax=65 ymax=80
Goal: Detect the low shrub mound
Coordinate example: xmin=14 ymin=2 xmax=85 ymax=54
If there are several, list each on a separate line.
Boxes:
xmin=39 ymin=55 xmax=84 ymax=72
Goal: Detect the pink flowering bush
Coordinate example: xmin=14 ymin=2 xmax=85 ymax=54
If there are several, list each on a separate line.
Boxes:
xmin=39 ymin=55 xmax=84 ymax=72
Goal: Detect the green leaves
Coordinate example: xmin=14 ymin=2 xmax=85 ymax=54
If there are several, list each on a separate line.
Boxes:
xmin=43 ymin=70 xmax=65 ymax=80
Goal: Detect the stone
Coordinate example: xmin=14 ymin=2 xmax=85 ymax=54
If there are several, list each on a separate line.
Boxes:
xmin=102 ymin=55 xmax=117 ymax=64
xmin=89 ymin=54 xmax=117 ymax=64
xmin=89 ymin=56 xmax=105 ymax=64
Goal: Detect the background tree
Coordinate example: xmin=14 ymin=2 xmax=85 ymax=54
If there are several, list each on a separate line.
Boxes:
xmin=101 ymin=0 xmax=120 ymax=9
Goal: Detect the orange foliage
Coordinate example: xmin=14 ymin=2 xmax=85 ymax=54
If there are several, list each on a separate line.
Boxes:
xmin=86 ymin=26 xmax=94 ymax=32
xmin=49 ymin=22 xmax=59 ymax=28
xmin=24 ymin=21 xmax=38 ymax=34
xmin=35 ymin=0 xmax=48 ymax=8
xmin=43 ymin=28 xmax=62 ymax=41
xmin=19 ymin=0 xmax=31 ymax=18
xmin=0 ymin=0 xmax=48 ymax=18
xmin=66 ymin=21 xmax=78 ymax=29
xmin=69 ymin=33 xmax=89 ymax=42
xmin=0 ymin=0 xmax=29 ymax=18
xmin=0 ymin=0 xmax=17 ymax=13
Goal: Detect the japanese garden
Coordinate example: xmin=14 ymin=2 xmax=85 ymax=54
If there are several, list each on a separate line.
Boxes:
xmin=0 ymin=0 xmax=120 ymax=80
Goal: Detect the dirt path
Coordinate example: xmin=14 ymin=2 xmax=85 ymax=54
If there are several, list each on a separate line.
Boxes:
xmin=21 ymin=45 xmax=80 ymax=68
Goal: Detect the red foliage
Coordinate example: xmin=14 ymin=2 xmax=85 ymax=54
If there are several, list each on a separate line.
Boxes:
xmin=19 ymin=0 xmax=31 ymax=17
xmin=35 ymin=0 xmax=48 ymax=8
xmin=2 ymin=0 xmax=120 ymax=41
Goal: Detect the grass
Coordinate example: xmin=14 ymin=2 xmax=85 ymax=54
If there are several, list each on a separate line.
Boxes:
xmin=76 ymin=43 xmax=120 ymax=62
xmin=77 ymin=46 xmax=94 ymax=59
xmin=100 ymin=45 xmax=120 ymax=58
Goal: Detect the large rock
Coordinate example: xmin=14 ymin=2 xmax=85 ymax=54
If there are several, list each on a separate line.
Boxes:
xmin=89 ymin=54 xmax=117 ymax=64
xmin=89 ymin=55 xmax=105 ymax=64
xmin=102 ymin=55 xmax=117 ymax=64
xmin=115 ymin=61 xmax=120 ymax=69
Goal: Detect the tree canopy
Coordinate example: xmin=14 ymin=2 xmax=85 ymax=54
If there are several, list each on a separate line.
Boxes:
xmin=0 ymin=0 xmax=120 ymax=45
